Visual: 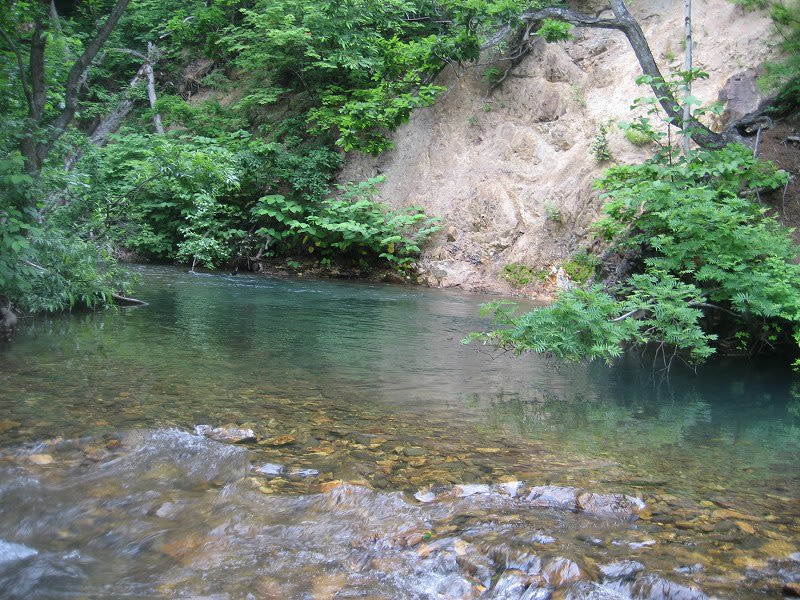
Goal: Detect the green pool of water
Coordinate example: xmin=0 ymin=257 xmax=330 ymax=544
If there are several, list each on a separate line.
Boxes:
xmin=0 ymin=265 xmax=797 ymax=598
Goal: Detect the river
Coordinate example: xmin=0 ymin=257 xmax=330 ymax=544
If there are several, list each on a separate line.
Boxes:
xmin=0 ymin=265 xmax=797 ymax=598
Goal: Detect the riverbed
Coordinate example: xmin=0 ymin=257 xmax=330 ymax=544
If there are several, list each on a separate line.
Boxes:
xmin=0 ymin=266 xmax=797 ymax=598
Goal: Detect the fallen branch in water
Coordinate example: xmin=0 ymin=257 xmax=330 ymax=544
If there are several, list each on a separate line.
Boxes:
xmin=112 ymin=293 xmax=148 ymax=306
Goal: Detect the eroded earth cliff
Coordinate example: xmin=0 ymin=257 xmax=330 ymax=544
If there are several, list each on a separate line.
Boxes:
xmin=339 ymin=0 xmax=776 ymax=295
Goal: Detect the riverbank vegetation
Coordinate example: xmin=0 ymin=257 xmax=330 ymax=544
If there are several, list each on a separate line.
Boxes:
xmin=2 ymin=0 xmax=799 ymax=369
xmin=469 ymin=2 xmax=800 ymax=369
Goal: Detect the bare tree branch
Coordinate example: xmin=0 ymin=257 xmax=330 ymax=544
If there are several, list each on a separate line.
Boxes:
xmin=145 ymin=42 xmax=165 ymax=134
xmin=46 ymin=0 xmax=133 ymax=148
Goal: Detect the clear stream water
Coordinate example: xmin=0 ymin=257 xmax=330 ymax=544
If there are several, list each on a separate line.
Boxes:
xmin=0 ymin=265 xmax=797 ymax=599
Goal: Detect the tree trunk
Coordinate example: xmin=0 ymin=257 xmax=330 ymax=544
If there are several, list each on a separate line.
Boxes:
xmin=18 ymin=0 xmax=132 ymax=177
xmin=145 ymin=42 xmax=165 ymax=134
xmin=517 ymin=0 xmax=727 ymax=148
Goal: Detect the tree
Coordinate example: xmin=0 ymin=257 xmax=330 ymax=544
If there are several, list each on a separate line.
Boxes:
xmin=0 ymin=0 xmax=132 ymax=178
xmin=489 ymin=0 xmax=729 ymax=147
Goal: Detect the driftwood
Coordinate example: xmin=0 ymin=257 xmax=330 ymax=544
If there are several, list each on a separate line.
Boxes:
xmin=112 ymin=293 xmax=148 ymax=306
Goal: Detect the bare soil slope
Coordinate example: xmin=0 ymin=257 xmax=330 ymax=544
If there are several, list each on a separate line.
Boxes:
xmin=339 ymin=0 xmax=777 ymax=295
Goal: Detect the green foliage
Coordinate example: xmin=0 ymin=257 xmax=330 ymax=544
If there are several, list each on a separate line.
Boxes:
xmin=562 ymin=250 xmax=600 ymax=284
xmin=482 ymin=66 xmax=503 ymax=84
xmin=543 ymin=202 xmax=563 ymax=223
xmin=589 ymin=121 xmax=613 ymax=162
xmin=622 ymin=125 xmax=656 ymax=147
xmin=0 ymin=0 xmax=556 ymax=313
xmin=253 ymin=177 xmax=441 ymax=269
xmin=473 ymin=145 xmax=797 ymax=368
xmin=501 ymin=263 xmax=546 ymax=287
xmin=466 ymin=288 xmax=639 ymax=364
xmin=0 ymin=153 xmax=130 ymax=313
xmin=536 ymin=18 xmax=573 ymax=42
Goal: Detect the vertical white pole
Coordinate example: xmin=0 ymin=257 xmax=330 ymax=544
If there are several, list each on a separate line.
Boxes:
xmin=683 ymin=0 xmax=693 ymax=154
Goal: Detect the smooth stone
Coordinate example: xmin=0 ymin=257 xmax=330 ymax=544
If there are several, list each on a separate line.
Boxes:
xmin=155 ymin=502 xmax=181 ymax=519
xmin=674 ymin=563 xmax=704 ymax=575
xmin=496 ymin=481 xmax=524 ymax=497
xmin=505 ymin=552 xmax=542 ymax=575
xmin=543 ymin=557 xmax=585 ymax=586
xmin=195 ymin=424 xmax=256 ymax=443
xmin=454 ymin=543 xmax=494 ymax=588
xmin=520 ymin=587 xmax=552 ymax=600
xmin=791 ymin=552 xmax=800 ymax=563
xmin=288 ymin=468 xmax=319 ymax=478
xmin=626 ymin=540 xmax=657 ymax=549
xmin=578 ymin=536 xmax=606 ymax=547
xmin=784 ymin=582 xmax=800 ymax=597
xmin=599 ymin=560 xmax=645 ymax=581
xmin=417 ymin=537 xmax=456 ymax=559
xmin=554 ymin=581 xmax=623 ymax=599
xmin=576 ymin=492 xmax=645 ymax=519
xmin=531 ymin=534 xmax=556 ymax=545
xmin=403 ymin=447 xmax=428 ymax=457
xmin=455 ymin=484 xmax=491 ymax=497
xmin=624 ymin=573 xmax=708 ymax=600
xmin=526 ymin=486 xmax=579 ymax=510
xmin=492 ymin=570 xmax=533 ymax=599
xmin=0 ymin=540 xmax=38 ymax=564
xmin=256 ymin=463 xmax=286 ymax=477
xmin=260 ymin=434 xmax=295 ymax=447
xmin=414 ymin=490 xmax=436 ymax=503
xmin=28 ymin=454 xmax=54 ymax=465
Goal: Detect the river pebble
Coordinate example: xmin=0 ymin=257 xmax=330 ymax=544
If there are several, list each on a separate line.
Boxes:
xmin=195 ymin=424 xmax=256 ymax=443
xmin=0 ymin=540 xmax=38 ymax=564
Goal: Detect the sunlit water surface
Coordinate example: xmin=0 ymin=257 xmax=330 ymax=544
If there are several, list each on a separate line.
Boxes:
xmin=0 ymin=266 xmax=797 ymax=599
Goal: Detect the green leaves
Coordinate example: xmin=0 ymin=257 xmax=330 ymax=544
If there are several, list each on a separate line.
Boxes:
xmin=472 ymin=145 xmax=797 ymax=369
xmin=252 ymin=177 xmax=441 ymax=269
xmin=536 ymin=19 xmax=573 ymax=42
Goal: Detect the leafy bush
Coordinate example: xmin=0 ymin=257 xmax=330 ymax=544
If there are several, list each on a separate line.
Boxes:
xmin=622 ymin=126 xmax=655 ymax=147
xmin=472 ymin=145 xmax=797 ymax=369
xmin=501 ymin=263 xmax=546 ymax=287
xmin=253 ymin=177 xmax=441 ymax=269
xmin=590 ymin=122 xmax=613 ymax=162
xmin=562 ymin=250 xmax=600 ymax=284
xmin=543 ymin=202 xmax=563 ymax=223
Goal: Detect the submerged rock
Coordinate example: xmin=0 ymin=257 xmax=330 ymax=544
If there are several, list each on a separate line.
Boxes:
xmin=255 ymin=463 xmax=286 ymax=477
xmin=576 ymin=492 xmax=645 ymax=520
xmin=492 ymin=569 xmax=540 ymax=599
xmin=194 ymin=424 xmax=256 ymax=444
xmin=544 ymin=557 xmax=586 ymax=587
xmin=784 ymin=582 xmax=800 ymax=597
xmin=259 ymin=434 xmax=295 ymax=447
xmin=613 ymin=573 xmax=708 ymax=600
xmin=599 ymin=561 xmax=645 ymax=581
xmin=27 ymin=454 xmax=54 ymax=465
xmin=287 ymin=468 xmax=319 ymax=478
xmin=414 ymin=490 xmax=436 ymax=503
xmin=403 ymin=447 xmax=428 ymax=457
xmin=531 ymin=534 xmax=557 ymax=545
xmin=554 ymin=581 xmax=627 ymax=599
xmin=456 ymin=484 xmax=492 ymax=497
xmin=0 ymin=540 xmax=38 ymax=564
xmin=526 ymin=486 xmax=579 ymax=510
xmin=496 ymin=481 xmax=524 ymax=497
xmin=673 ymin=564 xmax=703 ymax=576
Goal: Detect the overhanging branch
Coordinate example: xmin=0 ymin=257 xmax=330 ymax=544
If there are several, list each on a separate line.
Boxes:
xmin=512 ymin=0 xmax=727 ymax=148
